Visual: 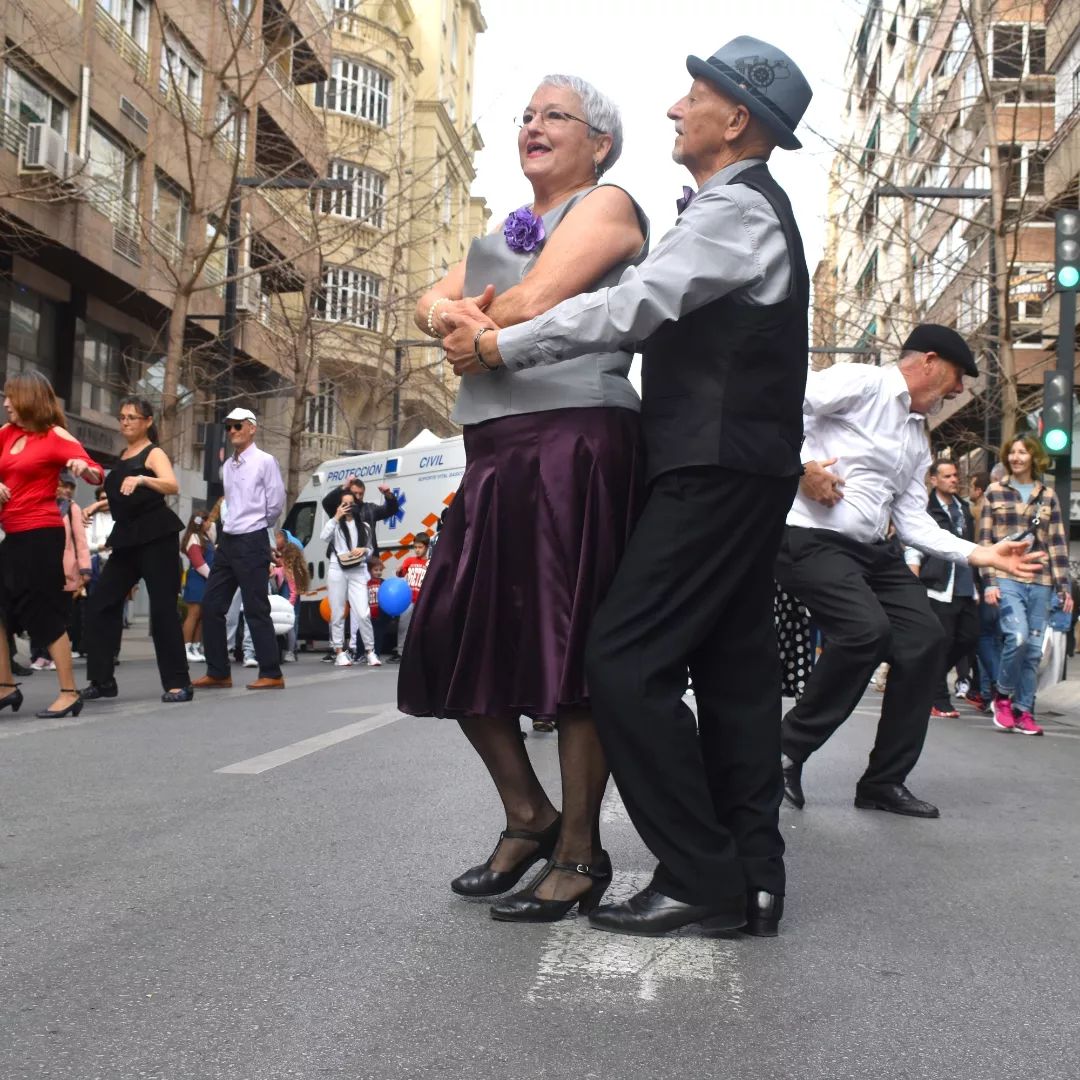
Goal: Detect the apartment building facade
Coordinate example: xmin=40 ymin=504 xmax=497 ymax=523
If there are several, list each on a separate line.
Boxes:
xmin=0 ymin=0 xmax=487 ymax=517
xmin=816 ymin=0 xmax=1076 ymax=455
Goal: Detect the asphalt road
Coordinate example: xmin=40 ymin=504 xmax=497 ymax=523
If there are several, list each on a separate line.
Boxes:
xmin=2 ymin=648 xmax=1078 ymax=1079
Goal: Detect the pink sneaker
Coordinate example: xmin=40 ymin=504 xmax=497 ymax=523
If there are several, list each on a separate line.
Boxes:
xmin=1014 ymin=712 xmax=1044 ymax=736
xmin=992 ymin=696 xmax=1017 ymax=731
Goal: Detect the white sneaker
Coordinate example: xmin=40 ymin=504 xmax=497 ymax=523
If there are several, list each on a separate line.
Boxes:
xmin=366 ymin=651 xmax=382 ymax=667
xmin=30 ymin=657 xmax=50 ymax=670
xmin=282 ymin=650 xmax=297 ymax=663
xmin=193 ymin=644 xmax=207 ymax=662
xmin=185 ymin=642 xmax=198 ymax=661
xmin=334 ymin=651 xmax=353 ymax=667
xmin=243 ymin=657 xmax=258 ymax=668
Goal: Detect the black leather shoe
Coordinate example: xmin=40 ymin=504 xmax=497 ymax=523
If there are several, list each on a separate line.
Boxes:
xmin=80 ymin=680 xmax=118 ymax=701
xmin=743 ymin=890 xmax=784 ymax=937
xmin=12 ymin=661 xmax=33 ymax=677
xmin=450 ymin=814 xmax=561 ymax=897
xmin=490 ymin=854 xmax=612 ymax=923
xmin=587 ymin=886 xmax=746 ymax=937
xmin=161 ymin=685 xmax=195 ymax=702
xmin=782 ymin=757 xmax=805 ymax=809
xmin=854 ymin=782 xmax=939 ymax=818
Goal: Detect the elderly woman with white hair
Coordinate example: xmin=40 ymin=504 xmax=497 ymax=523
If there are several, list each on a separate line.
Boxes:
xmin=399 ymin=74 xmax=649 ymax=923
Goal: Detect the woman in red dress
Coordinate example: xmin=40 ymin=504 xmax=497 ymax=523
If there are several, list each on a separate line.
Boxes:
xmin=0 ymin=372 xmax=104 ymax=718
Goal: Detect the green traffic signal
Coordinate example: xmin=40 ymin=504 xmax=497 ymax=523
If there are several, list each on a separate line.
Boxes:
xmin=1059 ymin=266 xmax=1080 ymax=289
xmin=1045 ymin=427 xmax=1070 ymax=453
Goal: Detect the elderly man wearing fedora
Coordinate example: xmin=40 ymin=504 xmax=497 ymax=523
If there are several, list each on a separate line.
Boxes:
xmin=194 ymin=407 xmax=287 ymax=691
xmin=779 ymin=325 xmax=1046 ymax=819
xmin=442 ymin=38 xmax=813 ymax=937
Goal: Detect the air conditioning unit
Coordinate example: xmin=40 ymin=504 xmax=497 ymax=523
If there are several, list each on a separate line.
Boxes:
xmin=20 ymin=123 xmax=67 ymax=178
xmin=235 ymin=271 xmax=262 ymax=312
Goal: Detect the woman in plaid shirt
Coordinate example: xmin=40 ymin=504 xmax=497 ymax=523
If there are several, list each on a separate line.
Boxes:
xmin=979 ymin=434 xmax=1073 ymax=735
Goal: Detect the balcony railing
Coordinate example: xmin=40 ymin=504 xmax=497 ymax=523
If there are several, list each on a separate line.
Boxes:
xmin=0 ymin=113 xmax=28 ymax=156
xmin=302 ymin=431 xmax=348 ymax=459
xmin=259 ymin=41 xmax=319 ymax=129
xmin=218 ymin=0 xmax=255 ymax=46
xmin=94 ymin=7 xmax=150 ymax=79
xmin=1045 ymin=101 xmax=1080 ymax=158
xmin=162 ymin=87 xmax=203 ymax=134
xmin=85 ymin=184 xmax=143 ymax=264
xmin=252 ymin=175 xmax=316 ymax=239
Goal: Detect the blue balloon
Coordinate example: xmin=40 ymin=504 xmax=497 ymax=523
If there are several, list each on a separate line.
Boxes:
xmin=379 ymin=577 xmax=413 ymax=617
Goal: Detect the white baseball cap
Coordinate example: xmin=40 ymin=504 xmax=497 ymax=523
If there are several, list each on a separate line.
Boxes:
xmin=224 ymin=407 xmax=257 ymax=426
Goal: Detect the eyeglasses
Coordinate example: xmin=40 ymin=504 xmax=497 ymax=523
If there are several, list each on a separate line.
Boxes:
xmin=225 ymin=422 xmax=245 ymax=431
xmin=117 ymin=414 xmax=145 ymax=423
xmin=516 ymin=107 xmax=604 ymax=134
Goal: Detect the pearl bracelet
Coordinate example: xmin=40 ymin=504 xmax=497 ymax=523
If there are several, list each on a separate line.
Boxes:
xmin=427 ymin=298 xmax=450 ymax=336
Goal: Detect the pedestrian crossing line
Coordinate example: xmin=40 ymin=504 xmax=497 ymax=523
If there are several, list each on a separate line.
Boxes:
xmin=527 ymin=871 xmax=744 ymax=1006
xmin=214 ymin=707 xmax=402 ymax=775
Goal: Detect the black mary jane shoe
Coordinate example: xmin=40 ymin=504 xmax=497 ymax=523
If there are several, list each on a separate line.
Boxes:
xmin=587 ymin=886 xmax=747 ymax=937
xmin=0 ymin=682 xmax=24 ymax=714
xmin=35 ymin=690 xmax=83 ymax=719
xmin=161 ymin=685 xmax=195 ymax=703
xmin=743 ymin=889 xmax=784 ymax=937
xmin=80 ymin=680 xmax=118 ymax=701
xmin=490 ymin=854 xmax=613 ymax=923
xmin=450 ymin=813 xmax=562 ymax=897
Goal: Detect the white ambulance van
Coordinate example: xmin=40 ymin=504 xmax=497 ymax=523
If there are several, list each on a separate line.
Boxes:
xmin=282 ymin=432 xmax=466 ymax=640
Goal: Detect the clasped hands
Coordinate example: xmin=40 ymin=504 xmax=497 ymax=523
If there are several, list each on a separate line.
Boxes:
xmin=437 ymin=285 xmax=504 ymax=376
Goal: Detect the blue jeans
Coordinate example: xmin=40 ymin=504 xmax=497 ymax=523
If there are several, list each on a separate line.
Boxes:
xmin=976 ymin=599 xmax=1001 ymax=698
xmin=996 ymin=580 xmax=1053 ymax=713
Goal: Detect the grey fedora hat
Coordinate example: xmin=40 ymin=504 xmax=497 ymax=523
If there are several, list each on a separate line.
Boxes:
xmin=686 ymin=36 xmax=812 ymax=150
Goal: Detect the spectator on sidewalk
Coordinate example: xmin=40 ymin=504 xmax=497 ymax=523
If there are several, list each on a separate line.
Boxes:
xmin=366 ymin=558 xmax=397 ymax=658
xmin=273 ymin=540 xmax=309 ymax=663
xmin=319 ymin=493 xmax=380 ymax=668
xmin=979 ymin=435 xmax=1072 ymax=736
xmin=181 ymin=512 xmax=214 ymax=663
xmin=395 ymin=535 xmax=429 ymax=658
xmin=321 ymin=475 xmax=399 ymax=559
xmin=905 ymin=459 xmax=979 ymax=719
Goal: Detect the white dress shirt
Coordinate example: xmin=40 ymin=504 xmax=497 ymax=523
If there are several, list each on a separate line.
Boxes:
xmin=788 ymin=363 xmax=975 ymax=563
xmin=498 ymin=158 xmax=791 ymax=371
xmin=222 ymin=443 xmax=286 ymax=535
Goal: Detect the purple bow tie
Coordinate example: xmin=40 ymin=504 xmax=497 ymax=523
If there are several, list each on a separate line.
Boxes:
xmin=676 ymin=186 xmax=695 ymax=215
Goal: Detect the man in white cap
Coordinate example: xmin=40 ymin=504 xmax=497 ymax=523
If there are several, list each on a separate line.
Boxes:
xmin=194 ymin=407 xmax=287 ymax=690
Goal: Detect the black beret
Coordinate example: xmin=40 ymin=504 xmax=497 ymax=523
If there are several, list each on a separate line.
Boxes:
xmin=901 ymin=323 xmax=978 ymax=377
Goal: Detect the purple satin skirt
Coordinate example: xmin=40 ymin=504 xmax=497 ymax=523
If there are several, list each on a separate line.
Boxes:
xmin=397 ymin=406 xmax=643 ymax=722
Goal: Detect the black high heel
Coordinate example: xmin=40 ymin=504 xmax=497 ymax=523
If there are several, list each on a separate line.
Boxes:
xmin=490 ymin=853 xmax=613 ymax=923
xmin=35 ymin=689 xmax=83 ymax=719
xmin=450 ymin=814 xmax=562 ymax=897
xmin=0 ymin=682 xmax=24 ymax=714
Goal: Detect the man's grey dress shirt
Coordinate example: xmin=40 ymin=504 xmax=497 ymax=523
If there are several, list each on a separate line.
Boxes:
xmin=498 ymin=158 xmax=791 ymax=371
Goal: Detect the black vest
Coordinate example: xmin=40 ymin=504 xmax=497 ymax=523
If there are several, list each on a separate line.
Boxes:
xmin=639 ymin=163 xmax=810 ymax=482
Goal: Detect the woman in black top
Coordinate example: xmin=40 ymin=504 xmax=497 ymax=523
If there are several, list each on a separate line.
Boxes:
xmin=81 ymin=397 xmax=191 ymax=702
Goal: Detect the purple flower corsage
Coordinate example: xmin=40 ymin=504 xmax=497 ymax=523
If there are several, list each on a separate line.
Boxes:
xmin=503 ymin=206 xmax=545 ymax=254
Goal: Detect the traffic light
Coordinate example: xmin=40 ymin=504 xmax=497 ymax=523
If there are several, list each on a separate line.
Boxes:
xmin=1055 ymin=209 xmax=1080 ymax=291
xmin=1042 ymin=370 xmax=1072 ymax=455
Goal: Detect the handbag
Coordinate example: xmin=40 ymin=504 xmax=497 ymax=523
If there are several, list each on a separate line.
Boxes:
xmin=337 ymin=549 xmax=367 ymax=569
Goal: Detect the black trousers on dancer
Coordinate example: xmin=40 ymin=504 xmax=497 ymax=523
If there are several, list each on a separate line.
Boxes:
xmin=202 ymin=530 xmax=281 ymax=680
xmin=85 ymin=533 xmax=189 ymax=690
xmin=776 ymin=528 xmax=945 ymax=786
xmin=585 ymin=466 xmax=798 ymax=905
xmin=929 ymin=595 xmax=979 ymax=711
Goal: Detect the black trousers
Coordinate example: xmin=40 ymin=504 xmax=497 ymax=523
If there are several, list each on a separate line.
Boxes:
xmin=929 ymin=595 xmax=980 ymax=709
xmin=585 ymin=466 xmax=798 ymax=905
xmin=85 ymin=533 xmax=189 ymax=691
xmin=202 ymin=530 xmax=280 ymax=679
xmin=776 ymin=528 xmax=945 ymax=787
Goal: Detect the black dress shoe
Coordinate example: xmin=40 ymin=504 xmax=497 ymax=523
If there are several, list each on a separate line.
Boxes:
xmin=161 ymin=685 xmax=195 ymax=702
xmin=743 ymin=890 xmax=784 ymax=937
xmin=490 ymin=854 xmax=612 ymax=923
xmin=80 ymin=680 xmax=118 ymax=701
xmin=782 ymin=757 xmax=805 ymax=809
xmin=12 ymin=661 xmax=33 ymax=677
xmin=587 ymin=886 xmax=746 ymax=937
xmin=450 ymin=814 xmax=561 ymax=897
xmin=854 ymin=782 xmax=939 ymax=818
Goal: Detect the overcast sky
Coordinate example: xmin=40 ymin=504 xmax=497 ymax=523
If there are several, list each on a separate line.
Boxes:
xmin=468 ymin=0 xmax=867 ymax=273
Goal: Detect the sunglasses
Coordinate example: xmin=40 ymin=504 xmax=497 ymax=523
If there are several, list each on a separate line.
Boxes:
xmin=225 ymin=422 xmax=246 ymax=431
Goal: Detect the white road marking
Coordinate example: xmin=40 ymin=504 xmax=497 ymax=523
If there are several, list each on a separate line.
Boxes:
xmin=215 ymin=707 xmax=403 ymax=775
xmin=527 ymin=871 xmax=744 ymax=1006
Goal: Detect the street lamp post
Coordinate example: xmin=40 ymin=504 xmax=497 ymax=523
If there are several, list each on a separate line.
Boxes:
xmin=873 ymin=185 xmax=999 ymax=456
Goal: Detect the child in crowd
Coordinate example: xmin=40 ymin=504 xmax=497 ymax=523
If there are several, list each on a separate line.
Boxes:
xmin=366 ymin=557 xmax=398 ymax=659
xmin=274 ymin=542 xmax=311 ymax=662
xmin=395 ymin=534 xmax=430 ymax=659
